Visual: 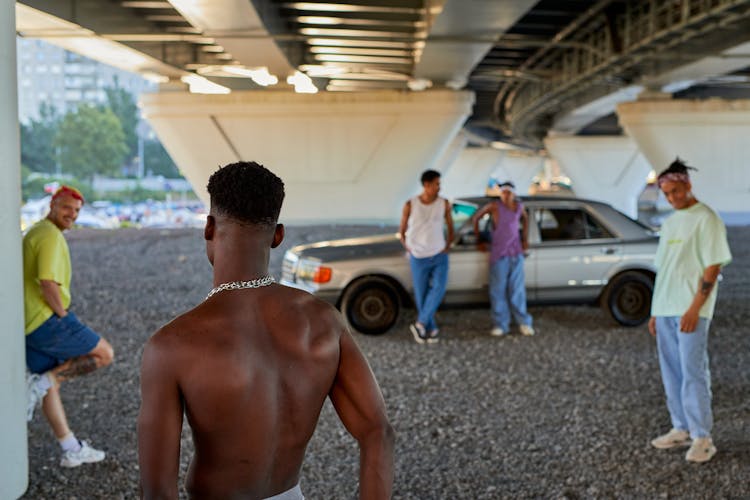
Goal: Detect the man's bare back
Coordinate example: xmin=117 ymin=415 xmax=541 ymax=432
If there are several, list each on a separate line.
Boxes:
xmin=138 ymin=161 xmax=393 ymax=500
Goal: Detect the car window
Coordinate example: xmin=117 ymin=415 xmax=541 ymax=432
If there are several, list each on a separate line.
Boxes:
xmin=535 ymin=208 xmax=613 ymax=242
xmin=452 ymin=202 xmax=477 ymax=233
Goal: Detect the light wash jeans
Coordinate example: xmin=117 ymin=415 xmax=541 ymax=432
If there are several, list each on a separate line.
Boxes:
xmin=489 ymin=255 xmax=532 ymax=331
xmin=655 ymin=316 xmax=713 ymax=438
xmin=409 ymin=252 xmax=449 ymax=332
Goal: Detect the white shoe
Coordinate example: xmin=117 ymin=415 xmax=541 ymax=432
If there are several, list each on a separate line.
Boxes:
xmin=519 ymin=324 xmax=535 ymax=336
xmin=651 ymin=428 xmax=691 ymax=449
xmin=686 ymin=437 xmax=717 ymax=463
xmin=60 ymin=440 xmax=105 ymax=468
xmin=490 ymin=327 xmax=506 ymax=337
xmin=26 ymin=373 xmax=48 ymax=422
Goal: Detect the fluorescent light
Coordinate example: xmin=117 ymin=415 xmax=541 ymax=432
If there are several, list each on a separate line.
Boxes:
xmin=407 ymin=78 xmax=432 ymax=91
xmin=181 ymin=74 xmax=231 ymax=94
xmin=221 ymin=66 xmax=279 ymax=86
xmin=287 ymin=71 xmax=318 ymax=93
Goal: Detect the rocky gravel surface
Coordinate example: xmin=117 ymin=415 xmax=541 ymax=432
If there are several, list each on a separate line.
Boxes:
xmin=24 ymin=225 xmax=750 ymax=499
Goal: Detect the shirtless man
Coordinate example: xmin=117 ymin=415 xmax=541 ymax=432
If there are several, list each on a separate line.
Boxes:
xmin=138 ymin=161 xmax=394 ymax=499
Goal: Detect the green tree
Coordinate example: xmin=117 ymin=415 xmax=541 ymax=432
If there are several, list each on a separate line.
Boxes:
xmin=104 ymin=79 xmax=139 ymax=163
xmin=20 ymin=103 xmax=60 ymax=174
xmin=144 ymin=138 xmax=182 ymax=178
xmin=54 ymin=104 xmax=128 ymax=182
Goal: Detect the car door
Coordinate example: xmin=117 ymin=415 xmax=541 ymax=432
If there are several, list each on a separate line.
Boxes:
xmin=529 ymin=205 xmax=622 ymax=302
xmin=444 ymin=203 xmax=490 ymax=304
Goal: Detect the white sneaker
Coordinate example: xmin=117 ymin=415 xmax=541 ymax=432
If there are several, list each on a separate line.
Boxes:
xmin=651 ymin=428 xmax=691 ymax=449
xmin=519 ymin=324 xmax=535 ymax=336
xmin=490 ymin=327 xmax=506 ymax=337
xmin=26 ymin=373 xmax=48 ymax=422
xmin=60 ymin=440 xmax=105 ymax=468
xmin=686 ymin=437 xmax=717 ymax=463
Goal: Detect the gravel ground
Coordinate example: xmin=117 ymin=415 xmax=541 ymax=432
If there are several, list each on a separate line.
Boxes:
xmin=23 ymin=225 xmax=750 ymax=499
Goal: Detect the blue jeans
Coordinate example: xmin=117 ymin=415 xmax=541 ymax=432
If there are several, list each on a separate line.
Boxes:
xmin=489 ymin=255 xmax=532 ymax=331
xmin=655 ymin=316 xmax=712 ymax=438
xmin=409 ymin=252 xmax=449 ymax=332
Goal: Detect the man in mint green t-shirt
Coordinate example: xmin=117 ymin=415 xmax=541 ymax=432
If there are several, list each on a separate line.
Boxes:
xmin=647 ymin=159 xmax=732 ymax=464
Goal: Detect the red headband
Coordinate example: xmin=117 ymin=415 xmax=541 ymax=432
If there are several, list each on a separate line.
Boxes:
xmin=52 ymin=186 xmax=85 ymax=204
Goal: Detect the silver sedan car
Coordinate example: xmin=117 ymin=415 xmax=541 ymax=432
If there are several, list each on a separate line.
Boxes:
xmin=281 ymin=196 xmax=658 ymax=335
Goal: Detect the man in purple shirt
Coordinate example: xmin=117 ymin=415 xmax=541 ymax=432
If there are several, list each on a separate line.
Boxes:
xmin=472 ymin=181 xmax=534 ymax=337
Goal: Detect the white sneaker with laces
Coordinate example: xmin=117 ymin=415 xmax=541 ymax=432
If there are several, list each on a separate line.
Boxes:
xmin=490 ymin=327 xmax=506 ymax=337
xmin=60 ymin=440 xmax=106 ymax=468
xmin=26 ymin=373 xmax=48 ymax=422
xmin=519 ymin=324 xmax=535 ymax=336
xmin=686 ymin=437 xmax=717 ymax=463
xmin=651 ymin=428 xmax=691 ymax=449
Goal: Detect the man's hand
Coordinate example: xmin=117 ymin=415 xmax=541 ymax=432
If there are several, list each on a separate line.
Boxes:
xmin=648 ymin=317 xmax=656 ymax=337
xmin=680 ymin=307 xmax=700 ymax=333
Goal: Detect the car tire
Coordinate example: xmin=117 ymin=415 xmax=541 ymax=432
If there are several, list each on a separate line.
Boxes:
xmin=340 ymin=277 xmax=400 ymax=335
xmin=603 ymin=271 xmax=654 ymax=327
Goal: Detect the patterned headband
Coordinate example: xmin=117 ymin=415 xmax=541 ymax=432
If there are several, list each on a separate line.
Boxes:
xmin=657 ymin=172 xmax=690 ymax=187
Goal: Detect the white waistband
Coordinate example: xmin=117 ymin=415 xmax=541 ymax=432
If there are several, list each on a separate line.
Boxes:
xmin=264 ymin=484 xmax=304 ymax=500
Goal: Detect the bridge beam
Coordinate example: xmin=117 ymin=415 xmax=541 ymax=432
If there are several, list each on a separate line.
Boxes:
xmin=1 ymin=0 xmax=29 ymax=497
xmin=618 ymin=98 xmax=750 ymax=224
xmin=140 ymin=89 xmax=474 ymax=223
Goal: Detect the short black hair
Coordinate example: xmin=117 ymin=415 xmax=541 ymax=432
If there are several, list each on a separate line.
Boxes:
xmin=657 ymin=157 xmax=698 ymax=180
xmin=207 ymin=161 xmax=285 ymax=227
xmin=421 ymin=169 xmax=441 ymax=184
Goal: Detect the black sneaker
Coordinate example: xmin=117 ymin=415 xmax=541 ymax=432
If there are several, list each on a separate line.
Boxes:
xmin=426 ymin=328 xmax=439 ymax=344
xmin=410 ymin=322 xmax=427 ymax=344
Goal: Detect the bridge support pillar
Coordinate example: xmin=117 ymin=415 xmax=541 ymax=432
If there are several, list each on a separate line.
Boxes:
xmin=491 ymin=153 xmax=544 ymax=195
xmin=544 ymin=136 xmax=652 ymax=218
xmin=1 ymin=0 xmax=30 ymax=496
xmin=140 ymin=90 xmax=474 ymax=223
xmin=618 ymin=98 xmax=750 ymax=224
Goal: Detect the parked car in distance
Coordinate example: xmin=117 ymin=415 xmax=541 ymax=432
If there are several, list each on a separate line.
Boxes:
xmin=281 ymin=196 xmax=658 ymax=335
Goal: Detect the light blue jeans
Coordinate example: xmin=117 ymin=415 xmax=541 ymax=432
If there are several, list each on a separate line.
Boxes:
xmin=655 ymin=316 xmax=712 ymax=438
xmin=489 ymin=255 xmax=532 ymax=331
xmin=409 ymin=252 xmax=449 ymax=332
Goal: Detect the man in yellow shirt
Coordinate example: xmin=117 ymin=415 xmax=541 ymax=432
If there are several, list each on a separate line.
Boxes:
xmin=24 ymin=186 xmax=114 ymax=468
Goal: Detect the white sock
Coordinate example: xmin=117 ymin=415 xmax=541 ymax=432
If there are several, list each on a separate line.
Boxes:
xmin=58 ymin=432 xmax=81 ymax=453
xmin=35 ymin=372 xmax=53 ymax=393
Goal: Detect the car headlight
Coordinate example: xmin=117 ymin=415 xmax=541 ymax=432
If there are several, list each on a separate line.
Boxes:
xmin=296 ymin=258 xmax=333 ymax=284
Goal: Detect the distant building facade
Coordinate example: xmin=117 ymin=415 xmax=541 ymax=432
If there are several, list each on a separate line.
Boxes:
xmin=16 ymin=38 xmax=155 ymax=124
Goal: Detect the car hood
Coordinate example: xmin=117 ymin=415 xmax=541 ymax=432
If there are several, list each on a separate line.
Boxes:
xmin=289 ymin=233 xmax=404 ymax=261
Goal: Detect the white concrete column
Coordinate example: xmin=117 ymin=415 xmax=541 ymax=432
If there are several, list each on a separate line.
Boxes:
xmin=491 ymin=153 xmax=544 ymax=195
xmin=1 ymin=2 xmax=30 ymax=497
xmin=140 ymin=90 xmax=474 ymax=223
xmin=545 ymin=136 xmax=652 ymax=218
xmin=618 ymin=98 xmax=750 ymax=224
xmin=440 ymin=141 xmax=505 ymax=199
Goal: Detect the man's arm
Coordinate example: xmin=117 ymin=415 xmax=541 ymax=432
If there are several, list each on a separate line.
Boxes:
xmin=520 ymin=207 xmax=529 ymax=251
xmin=680 ymin=264 xmax=722 ymax=333
xmin=329 ymin=328 xmax=394 ymax=500
xmin=138 ymin=332 xmax=184 ymax=500
xmin=39 ymin=279 xmax=67 ymax=317
xmin=471 ymin=203 xmax=492 ymax=249
xmin=398 ymin=201 xmax=411 ymax=249
xmin=443 ymin=199 xmax=454 ymax=252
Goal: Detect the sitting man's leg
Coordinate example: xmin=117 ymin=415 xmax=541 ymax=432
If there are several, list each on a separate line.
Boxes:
xmin=26 ymin=312 xmax=114 ymax=467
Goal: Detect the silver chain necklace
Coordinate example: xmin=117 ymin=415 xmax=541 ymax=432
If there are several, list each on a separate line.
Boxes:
xmin=206 ymin=275 xmax=275 ymax=299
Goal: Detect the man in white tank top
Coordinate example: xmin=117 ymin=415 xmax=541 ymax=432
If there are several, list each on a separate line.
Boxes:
xmin=399 ymin=170 xmax=454 ymax=343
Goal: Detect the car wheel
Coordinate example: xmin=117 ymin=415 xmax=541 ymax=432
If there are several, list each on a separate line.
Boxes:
xmin=603 ymin=271 xmax=654 ymax=327
xmin=341 ymin=278 xmax=400 ymax=335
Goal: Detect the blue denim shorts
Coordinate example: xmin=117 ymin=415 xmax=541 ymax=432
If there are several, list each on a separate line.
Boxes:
xmin=26 ymin=311 xmax=101 ymax=374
